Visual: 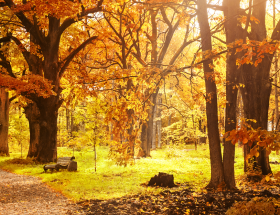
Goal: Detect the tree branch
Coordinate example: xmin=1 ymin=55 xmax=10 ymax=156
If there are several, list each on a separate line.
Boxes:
xmin=4 ymin=0 xmax=47 ymax=47
xmin=212 ymin=35 xmax=226 ymax=44
xmin=9 ymin=36 xmax=31 ymax=66
xmin=59 ymin=36 xmax=98 ymax=77
xmin=0 ymin=36 xmax=11 ymax=43
xmin=9 ymin=95 xmax=17 ymax=102
xmin=0 ymin=61 xmax=15 ymax=78
xmin=0 ymin=49 xmax=16 ymax=78
xmin=58 ymin=0 xmax=103 ymax=36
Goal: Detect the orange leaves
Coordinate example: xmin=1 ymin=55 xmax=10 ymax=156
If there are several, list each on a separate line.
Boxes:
xmin=237 ymin=15 xmax=260 ymax=25
xmin=232 ymin=39 xmax=278 ymax=68
xmin=225 ymin=120 xmax=280 ymax=161
xmin=11 ymin=0 xmax=82 ymax=22
xmin=242 ymin=137 xmax=248 ymax=144
xmin=0 ymin=74 xmax=55 ymax=98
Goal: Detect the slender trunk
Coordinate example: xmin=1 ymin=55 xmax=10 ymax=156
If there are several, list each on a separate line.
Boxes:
xmin=222 ymin=0 xmax=242 ymax=189
xmin=0 ymin=88 xmax=9 ymax=156
xmin=198 ymin=120 xmax=207 ymax=144
xmin=71 ymin=109 xmax=74 ymax=135
xmin=24 ymin=102 xmax=40 ymax=158
xmin=151 ymin=94 xmax=157 ymax=150
xmin=141 ymin=121 xmax=150 ymax=156
xmin=157 ymin=94 xmax=162 ymax=148
xmin=192 ymin=115 xmax=197 ymax=151
xmin=166 ymin=112 xmax=172 ymax=145
xmin=66 ymin=108 xmax=70 ymax=133
xmin=140 ymin=9 xmax=158 ymax=156
xmin=141 ymin=92 xmax=158 ymax=157
xmin=197 ymin=0 xmax=224 ymax=188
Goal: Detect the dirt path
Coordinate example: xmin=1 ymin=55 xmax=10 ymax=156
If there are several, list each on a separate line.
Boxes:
xmin=0 ymin=169 xmax=82 ymax=215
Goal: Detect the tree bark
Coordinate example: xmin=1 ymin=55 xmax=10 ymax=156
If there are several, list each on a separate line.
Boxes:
xmin=0 ymin=88 xmax=9 ymax=156
xmin=141 ymin=119 xmax=150 ymax=157
xmin=24 ymin=102 xmax=40 ymax=158
xmin=241 ymin=0 xmax=272 ymax=175
xmin=222 ymin=0 xmax=242 ymax=189
xmin=24 ymin=34 xmax=43 ymax=158
xmin=197 ymin=0 xmax=224 ymax=188
xmin=3 ymin=1 xmax=102 ymax=163
xmin=151 ymin=94 xmax=157 ymax=150
xmin=140 ymin=9 xmax=158 ymax=156
xmin=35 ymin=96 xmax=60 ymax=162
xmin=273 ymin=0 xmax=279 ymax=154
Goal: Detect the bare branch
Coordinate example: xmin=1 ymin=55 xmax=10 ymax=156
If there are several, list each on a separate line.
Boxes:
xmin=212 ymin=35 xmax=226 ymax=44
xmin=0 ymin=36 xmax=10 ymax=43
xmin=9 ymin=36 xmax=31 ymax=66
xmin=0 ymin=52 xmax=16 ymax=78
xmin=59 ymin=36 xmax=98 ymax=77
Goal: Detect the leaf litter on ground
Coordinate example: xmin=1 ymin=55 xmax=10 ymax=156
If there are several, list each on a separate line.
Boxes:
xmin=73 ymin=171 xmax=280 ymax=215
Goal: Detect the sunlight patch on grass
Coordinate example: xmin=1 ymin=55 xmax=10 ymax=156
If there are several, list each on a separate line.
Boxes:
xmin=0 ymin=144 xmax=251 ymax=201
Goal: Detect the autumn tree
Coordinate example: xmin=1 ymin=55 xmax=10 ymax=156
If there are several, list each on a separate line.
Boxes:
xmin=0 ymin=0 xmax=103 ymax=162
xmin=85 ymin=0 xmax=197 ymax=159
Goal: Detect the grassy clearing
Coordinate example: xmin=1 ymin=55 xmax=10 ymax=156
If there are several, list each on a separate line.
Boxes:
xmin=1 ymin=144 xmax=280 ymax=202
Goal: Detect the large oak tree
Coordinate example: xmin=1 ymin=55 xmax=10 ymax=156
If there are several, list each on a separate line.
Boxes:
xmin=0 ymin=0 xmax=103 ymax=162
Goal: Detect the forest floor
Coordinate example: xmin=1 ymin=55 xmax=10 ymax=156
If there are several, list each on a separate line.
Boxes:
xmin=75 ymin=183 xmax=280 ymax=214
xmin=1 ymin=167 xmax=280 ymax=215
xmin=0 ymin=169 xmax=83 ymax=215
xmin=1 ymin=145 xmax=280 ymax=214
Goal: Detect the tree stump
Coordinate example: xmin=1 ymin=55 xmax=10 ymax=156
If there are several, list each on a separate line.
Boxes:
xmin=148 ymin=172 xmax=175 ymax=188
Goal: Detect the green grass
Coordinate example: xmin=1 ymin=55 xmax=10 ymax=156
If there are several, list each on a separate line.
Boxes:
xmin=1 ymin=144 xmax=280 ymax=202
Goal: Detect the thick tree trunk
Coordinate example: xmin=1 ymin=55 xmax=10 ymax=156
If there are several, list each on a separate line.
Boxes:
xmin=0 ymin=88 xmax=9 ymax=156
xmin=24 ymin=102 xmax=40 ymax=158
xmin=241 ymin=0 xmax=272 ymax=175
xmin=197 ymin=0 xmax=224 ymax=188
xmin=241 ymin=61 xmax=272 ymax=175
xmin=35 ymin=96 xmax=60 ymax=162
xmin=34 ymin=27 xmax=62 ymax=162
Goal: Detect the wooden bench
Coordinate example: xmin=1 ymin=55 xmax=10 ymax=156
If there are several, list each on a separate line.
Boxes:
xmin=43 ymin=156 xmax=76 ymax=172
